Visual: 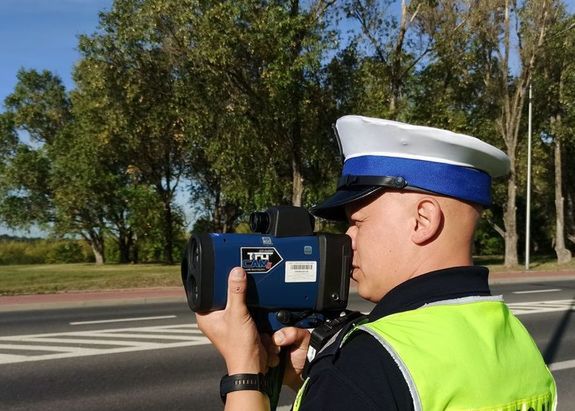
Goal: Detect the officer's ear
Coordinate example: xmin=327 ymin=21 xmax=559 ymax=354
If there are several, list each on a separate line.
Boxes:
xmin=411 ymin=197 xmax=443 ymax=245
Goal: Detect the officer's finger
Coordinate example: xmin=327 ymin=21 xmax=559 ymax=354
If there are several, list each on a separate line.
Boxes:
xmin=273 ymin=327 xmax=310 ymax=350
xmin=226 ymin=267 xmax=249 ymax=315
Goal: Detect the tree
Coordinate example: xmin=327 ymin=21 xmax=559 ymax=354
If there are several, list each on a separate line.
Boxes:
xmin=77 ymin=0 xmax=193 ymax=263
xmin=533 ymin=6 xmax=575 ymax=263
xmin=0 ymin=70 xmax=65 ymax=231
xmin=413 ymin=0 xmax=555 ymax=266
xmin=340 ymin=0 xmax=438 ymax=119
xmin=1 ymin=68 xmax=154 ymax=264
xmin=492 ymin=0 xmax=553 ymax=266
xmin=184 ymin=0 xmax=338 ymax=210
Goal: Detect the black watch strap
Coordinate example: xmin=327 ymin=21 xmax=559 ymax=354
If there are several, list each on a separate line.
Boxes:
xmin=220 ymin=373 xmax=268 ymax=403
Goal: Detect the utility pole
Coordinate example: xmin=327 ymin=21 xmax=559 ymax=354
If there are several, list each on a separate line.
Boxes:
xmin=525 ymin=84 xmax=533 ymax=270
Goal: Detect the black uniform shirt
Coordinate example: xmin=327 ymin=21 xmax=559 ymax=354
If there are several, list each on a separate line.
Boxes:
xmin=298 ymin=266 xmax=492 ymax=411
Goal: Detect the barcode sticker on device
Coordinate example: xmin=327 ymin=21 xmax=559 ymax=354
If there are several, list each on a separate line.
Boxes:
xmin=285 ymin=261 xmax=317 ymax=283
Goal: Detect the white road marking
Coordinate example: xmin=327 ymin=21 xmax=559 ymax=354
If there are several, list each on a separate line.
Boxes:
xmin=0 ymin=344 xmax=98 ymax=353
xmin=277 ymin=406 xmax=292 ymax=411
xmin=20 ymin=337 xmax=153 ymax=347
xmin=549 ymin=359 xmax=575 ymax=372
xmin=77 ymin=332 xmax=194 ymax=340
xmin=0 ymin=353 xmax=28 ymax=362
xmin=0 ymin=323 xmax=209 ymax=365
xmin=70 ymin=315 xmax=177 ymax=325
xmin=507 ymin=299 xmax=575 ymax=315
xmin=512 ymin=289 xmax=561 ymax=295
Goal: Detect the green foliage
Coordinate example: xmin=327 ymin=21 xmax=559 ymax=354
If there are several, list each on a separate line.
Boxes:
xmin=181 ymin=0 xmax=340 ymax=213
xmin=74 ymin=0 xmax=194 ymax=262
xmin=0 ymin=238 xmax=92 ymax=265
xmin=474 ymin=219 xmax=505 ymax=256
xmin=4 ymin=69 xmax=71 ymax=144
xmin=0 ymin=70 xmax=62 ymax=229
xmin=46 ymin=241 xmax=92 ymax=264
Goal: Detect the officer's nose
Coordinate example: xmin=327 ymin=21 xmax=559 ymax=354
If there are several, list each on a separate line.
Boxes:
xmin=345 ymin=226 xmax=357 ymax=251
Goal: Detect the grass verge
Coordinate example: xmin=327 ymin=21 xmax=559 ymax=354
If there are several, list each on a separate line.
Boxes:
xmin=0 ymin=263 xmax=181 ymax=296
xmin=474 ymin=255 xmax=575 ymax=272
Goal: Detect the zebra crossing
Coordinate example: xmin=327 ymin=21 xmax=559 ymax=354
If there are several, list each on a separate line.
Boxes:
xmin=1 ymin=299 xmax=573 ymax=366
xmin=0 ymin=323 xmax=210 ymax=365
xmin=507 ymin=299 xmax=575 ymax=315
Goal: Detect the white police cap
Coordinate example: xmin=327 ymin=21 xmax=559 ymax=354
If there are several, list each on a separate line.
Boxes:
xmin=311 ymin=115 xmax=510 ymax=221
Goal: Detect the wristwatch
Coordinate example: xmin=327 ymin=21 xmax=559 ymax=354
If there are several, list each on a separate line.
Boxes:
xmin=220 ymin=373 xmax=268 ymax=403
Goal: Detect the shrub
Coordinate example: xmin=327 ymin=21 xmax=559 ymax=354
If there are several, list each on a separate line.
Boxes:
xmin=0 ymin=238 xmax=92 ymax=265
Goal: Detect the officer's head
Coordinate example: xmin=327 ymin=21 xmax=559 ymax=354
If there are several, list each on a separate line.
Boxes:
xmin=311 ymin=115 xmax=510 ymax=301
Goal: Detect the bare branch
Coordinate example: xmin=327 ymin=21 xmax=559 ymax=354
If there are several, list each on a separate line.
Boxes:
xmin=310 ymin=0 xmax=337 ymax=22
xmin=408 ymin=2 xmax=421 ymax=25
xmin=350 ymin=0 xmax=388 ymax=64
xmin=485 ymin=215 xmax=506 ymax=239
xmin=400 ymin=45 xmax=431 ymax=78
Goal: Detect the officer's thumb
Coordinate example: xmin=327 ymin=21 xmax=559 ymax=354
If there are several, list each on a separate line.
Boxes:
xmin=226 ymin=267 xmax=249 ymax=315
xmin=273 ymin=327 xmax=310 ymax=349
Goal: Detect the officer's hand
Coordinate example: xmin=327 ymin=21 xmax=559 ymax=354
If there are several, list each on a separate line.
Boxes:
xmin=196 ymin=267 xmax=267 ymax=374
xmin=272 ymin=327 xmax=311 ymax=391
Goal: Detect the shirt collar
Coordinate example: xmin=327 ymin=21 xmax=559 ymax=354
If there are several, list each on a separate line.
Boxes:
xmin=368 ymin=266 xmax=491 ymax=322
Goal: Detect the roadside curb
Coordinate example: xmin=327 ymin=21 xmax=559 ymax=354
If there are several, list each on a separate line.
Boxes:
xmin=488 ymin=270 xmax=575 ymax=285
xmin=0 ymin=287 xmax=187 ymax=312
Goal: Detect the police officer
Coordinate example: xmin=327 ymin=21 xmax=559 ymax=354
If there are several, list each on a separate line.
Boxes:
xmin=197 ymin=115 xmax=557 ymax=410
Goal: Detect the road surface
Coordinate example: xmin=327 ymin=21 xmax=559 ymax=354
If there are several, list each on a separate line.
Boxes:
xmin=0 ymin=279 xmax=574 ymax=410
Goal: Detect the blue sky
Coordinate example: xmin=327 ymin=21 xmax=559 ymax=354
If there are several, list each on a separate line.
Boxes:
xmin=0 ymin=0 xmax=113 ymax=108
xmin=0 ymin=0 xmax=114 ymax=236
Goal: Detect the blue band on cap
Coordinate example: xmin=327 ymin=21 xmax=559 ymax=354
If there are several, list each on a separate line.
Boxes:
xmin=342 ymin=155 xmax=492 ymax=206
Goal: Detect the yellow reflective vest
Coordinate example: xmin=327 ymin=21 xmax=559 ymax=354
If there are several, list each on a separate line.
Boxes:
xmin=294 ymin=296 xmax=557 ymax=411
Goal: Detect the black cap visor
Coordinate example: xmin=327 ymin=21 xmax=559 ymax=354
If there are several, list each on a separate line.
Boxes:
xmin=310 ymin=186 xmax=385 ymax=221
xmin=311 ymin=174 xmax=410 ymax=221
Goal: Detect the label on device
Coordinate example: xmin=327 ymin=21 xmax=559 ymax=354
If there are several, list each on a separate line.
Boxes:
xmin=241 ymin=247 xmax=283 ymax=273
xmin=285 ymin=261 xmax=317 ymax=283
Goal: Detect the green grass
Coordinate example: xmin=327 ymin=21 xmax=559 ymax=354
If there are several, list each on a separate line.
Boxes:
xmin=1 ymin=255 xmax=575 ymax=296
xmin=0 ymin=263 xmax=181 ymax=296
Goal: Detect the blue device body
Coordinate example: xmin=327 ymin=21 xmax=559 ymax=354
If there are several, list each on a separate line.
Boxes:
xmin=210 ymin=233 xmax=321 ymax=310
xmin=182 ymin=231 xmax=351 ymax=321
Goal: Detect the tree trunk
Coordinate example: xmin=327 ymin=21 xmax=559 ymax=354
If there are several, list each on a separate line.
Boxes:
xmin=389 ymin=0 xmax=411 ymax=117
xmin=213 ymin=185 xmax=223 ymax=232
xmin=567 ymin=190 xmax=575 ymax=245
xmin=117 ymin=227 xmax=132 ymax=264
xmin=504 ymin=167 xmax=519 ymax=267
xmin=223 ymin=204 xmax=241 ymax=233
xmin=553 ymin=118 xmax=572 ymax=263
xmin=92 ymin=245 xmax=105 ymax=265
xmin=292 ymin=154 xmax=304 ymax=207
xmin=131 ymin=233 xmax=139 ymax=264
xmin=157 ymin=159 xmax=175 ymax=264
xmin=162 ymin=197 xmax=174 ymax=264
xmin=289 ymin=0 xmax=304 ymax=207
xmin=500 ymin=0 xmax=517 ymax=268
xmin=85 ymin=230 xmax=105 ymax=265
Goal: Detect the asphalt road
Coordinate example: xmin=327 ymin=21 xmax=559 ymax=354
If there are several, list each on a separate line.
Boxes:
xmin=0 ymin=279 xmax=574 ymax=411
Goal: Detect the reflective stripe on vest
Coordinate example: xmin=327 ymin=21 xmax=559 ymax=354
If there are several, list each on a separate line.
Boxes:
xmin=293 ymin=296 xmax=557 ymax=411
xmin=293 ymin=377 xmax=310 ymax=411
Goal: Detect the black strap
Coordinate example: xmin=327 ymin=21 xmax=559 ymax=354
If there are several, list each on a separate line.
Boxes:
xmin=304 ymin=311 xmax=368 ymax=379
xmin=220 ymin=373 xmax=268 ymax=403
xmin=337 ymin=175 xmax=408 ymax=190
